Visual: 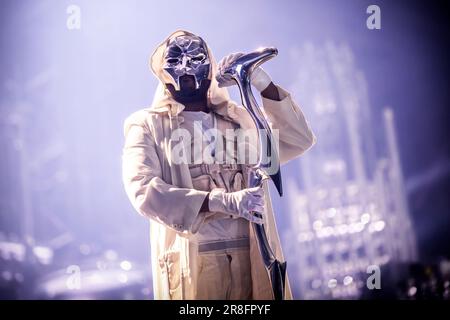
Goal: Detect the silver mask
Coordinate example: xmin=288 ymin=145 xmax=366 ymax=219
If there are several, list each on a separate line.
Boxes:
xmin=163 ymin=35 xmax=210 ymax=90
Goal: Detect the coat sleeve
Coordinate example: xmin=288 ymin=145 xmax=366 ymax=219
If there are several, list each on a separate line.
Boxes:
xmin=261 ymin=85 xmax=316 ymax=164
xmin=121 ymin=114 xmax=208 ymax=234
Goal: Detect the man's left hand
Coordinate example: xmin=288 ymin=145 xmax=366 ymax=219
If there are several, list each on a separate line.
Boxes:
xmin=216 ymin=52 xmax=273 ymax=92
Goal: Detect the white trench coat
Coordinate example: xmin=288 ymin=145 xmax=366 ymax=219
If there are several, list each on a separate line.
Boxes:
xmin=122 ymin=30 xmax=316 ymax=300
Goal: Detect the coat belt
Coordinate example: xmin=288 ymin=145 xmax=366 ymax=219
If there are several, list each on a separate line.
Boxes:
xmin=198 ymin=237 xmax=250 ymax=253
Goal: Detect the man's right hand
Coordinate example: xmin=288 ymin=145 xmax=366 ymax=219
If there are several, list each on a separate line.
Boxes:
xmin=208 ymin=186 xmax=265 ymax=225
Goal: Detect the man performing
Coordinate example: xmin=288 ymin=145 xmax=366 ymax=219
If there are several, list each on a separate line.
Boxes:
xmin=122 ymin=30 xmax=315 ymax=300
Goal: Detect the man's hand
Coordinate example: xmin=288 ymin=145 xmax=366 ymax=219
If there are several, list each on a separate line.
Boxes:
xmin=208 ymin=186 xmax=265 ymax=225
xmin=216 ymin=52 xmax=245 ymax=88
xmin=216 ymin=52 xmax=275 ymax=95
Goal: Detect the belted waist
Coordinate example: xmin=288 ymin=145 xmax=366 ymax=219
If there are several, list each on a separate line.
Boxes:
xmin=189 ymin=163 xmax=241 ymax=178
xmin=198 ymin=237 xmax=250 ymax=253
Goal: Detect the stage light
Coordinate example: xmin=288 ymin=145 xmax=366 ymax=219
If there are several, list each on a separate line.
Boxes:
xmin=104 ymin=250 xmax=118 ymax=261
xmin=120 ymin=260 xmax=132 ymax=271
xmin=313 ymin=220 xmax=323 ymax=230
xmin=328 ymin=279 xmax=337 ymax=289
xmin=343 ymin=276 xmax=353 ymax=286
xmin=360 ymin=213 xmax=371 ymax=224
xmin=32 ymin=246 xmax=53 ymax=265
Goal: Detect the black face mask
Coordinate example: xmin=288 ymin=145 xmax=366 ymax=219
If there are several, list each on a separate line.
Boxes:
xmin=165 ymin=75 xmax=211 ymax=104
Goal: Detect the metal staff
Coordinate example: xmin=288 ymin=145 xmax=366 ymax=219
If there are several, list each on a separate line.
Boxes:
xmin=221 ymin=47 xmax=286 ymax=300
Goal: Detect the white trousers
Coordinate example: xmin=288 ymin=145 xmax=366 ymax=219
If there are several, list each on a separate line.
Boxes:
xmin=196 ymin=248 xmax=252 ymax=300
